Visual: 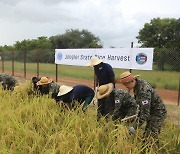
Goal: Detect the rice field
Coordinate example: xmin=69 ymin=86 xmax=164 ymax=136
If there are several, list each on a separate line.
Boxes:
xmin=0 ymin=82 xmax=179 ymax=153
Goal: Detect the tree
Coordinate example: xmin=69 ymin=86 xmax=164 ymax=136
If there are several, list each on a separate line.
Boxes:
xmin=15 ymin=37 xmax=52 ymax=51
xmin=49 ymin=29 xmax=103 ymax=49
xmin=1 ymin=29 xmax=103 ymax=63
xmin=137 ymin=18 xmax=180 ymax=71
xmin=136 ymin=18 xmax=180 ymax=48
xmin=14 ymin=37 xmax=53 ymax=62
xmin=154 ymin=48 xmax=168 ymax=71
xmin=0 ymin=45 xmax=15 ymax=60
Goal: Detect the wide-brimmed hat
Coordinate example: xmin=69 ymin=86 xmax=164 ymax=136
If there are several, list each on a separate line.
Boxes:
xmin=57 ymin=85 xmax=73 ymax=96
xmin=36 ymin=77 xmax=52 ymax=85
xmin=96 ymin=83 xmax=114 ymax=99
xmin=86 ymin=56 xmax=103 ymax=67
xmin=119 ymin=71 xmax=140 ymax=84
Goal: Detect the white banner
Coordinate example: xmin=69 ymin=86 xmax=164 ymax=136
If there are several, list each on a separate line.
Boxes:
xmin=55 ymin=48 xmax=154 ymax=70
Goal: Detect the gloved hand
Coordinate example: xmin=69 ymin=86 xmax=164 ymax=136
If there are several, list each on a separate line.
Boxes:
xmin=82 ymin=107 xmax=86 ymax=113
xmin=129 ymin=127 xmax=135 ymax=135
xmin=93 ymin=87 xmax=98 ymax=105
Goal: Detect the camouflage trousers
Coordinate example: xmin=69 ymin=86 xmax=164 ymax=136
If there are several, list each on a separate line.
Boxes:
xmin=139 ymin=114 xmax=167 ymax=153
xmin=141 ymin=111 xmax=167 ymax=150
xmin=1 ymin=82 xmax=16 ymax=91
xmin=144 ymin=112 xmax=167 ymax=138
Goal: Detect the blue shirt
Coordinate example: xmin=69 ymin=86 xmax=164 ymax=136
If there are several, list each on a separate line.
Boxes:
xmin=94 ymin=63 xmax=115 ymax=86
xmin=61 ymin=85 xmax=95 ymax=103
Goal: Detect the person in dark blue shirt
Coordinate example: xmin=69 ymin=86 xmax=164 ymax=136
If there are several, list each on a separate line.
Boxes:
xmin=87 ymin=56 xmax=115 ymax=120
xmin=56 ymin=85 xmax=95 ymax=111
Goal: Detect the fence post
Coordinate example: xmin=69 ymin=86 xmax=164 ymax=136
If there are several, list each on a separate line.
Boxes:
xmin=2 ymin=49 xmax=4 ymax=73
xmin=56 ymin=64 xmax=58 ymax=82
xmin=128 ymin=42 xmax=133 ymax=93
xmin=37 ymin=49 xmax=39 ymax=78
xmin=178 ymin=76 xmax=180 ymax=106
xmin=129 ymin=42 xmax=133 ymax=73
xmin=12 ymin=50 xmax=14 ymax=76
xmin=24 ymin=50 xmax=27 ymax=78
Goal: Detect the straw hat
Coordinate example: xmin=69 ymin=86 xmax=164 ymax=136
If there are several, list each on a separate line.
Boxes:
xmin=96 ymin=83 xmax=114 ymax=99
xmin=36 ymin=77 xmax=52 ymax=85
xmin=119 ymin=71 xmax=139 ymax=84
xmin=57 ymin=85 xmax=73 ymax=96
xmin=86 ymin=56 xmax=103 ymax=67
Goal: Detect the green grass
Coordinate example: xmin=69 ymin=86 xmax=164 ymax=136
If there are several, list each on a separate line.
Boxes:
xmin=0 ymin=83 xmax=179 ymax=153
xmin=165 ymin=104 xmax=180 ymax=125
xmin=0 ymin=61 xmax=179 ymax=90
xmin=114 ymin=69 xmax=179 ymax=90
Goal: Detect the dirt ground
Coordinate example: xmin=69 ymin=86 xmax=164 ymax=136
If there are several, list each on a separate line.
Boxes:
xmin=11 ymin=71 xmax=179 ymax=106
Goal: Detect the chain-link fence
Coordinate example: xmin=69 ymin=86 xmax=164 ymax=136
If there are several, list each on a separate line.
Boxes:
xmin=154 ymin=48 xmax=180 ymax=71
xmin=0 ymin=48 xmax=180 ymax=105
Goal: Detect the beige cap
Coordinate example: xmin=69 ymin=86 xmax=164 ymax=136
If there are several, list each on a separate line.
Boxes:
xmin=86 ymin=56 xmax=103 ymax=67
xmin=36 ymin=77 xmax=52 ymax=85
xmin=119 ymin=71 xmax=140 ymax=84
xmin=96 ymin=83 xmax=114 ymax=99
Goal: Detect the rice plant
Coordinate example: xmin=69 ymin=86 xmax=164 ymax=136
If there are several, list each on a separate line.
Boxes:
xmin=0 ymin=85 xmax=179 ymax=153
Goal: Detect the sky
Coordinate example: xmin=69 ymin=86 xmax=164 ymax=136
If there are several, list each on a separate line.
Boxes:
xmin=0 ymin=0 xmax=179 ymax=48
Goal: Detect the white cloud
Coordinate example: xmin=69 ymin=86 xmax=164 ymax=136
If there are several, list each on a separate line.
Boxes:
xmin=0 ymin=0 xmax=179 ymax=47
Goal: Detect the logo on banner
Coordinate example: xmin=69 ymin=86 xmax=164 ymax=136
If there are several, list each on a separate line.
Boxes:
xmin=57 ymin=52 xmax=63 ymax=61
xmin=136 ymin=53 xmax=147 ymax=65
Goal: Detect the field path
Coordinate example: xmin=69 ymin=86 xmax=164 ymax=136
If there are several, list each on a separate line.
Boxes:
xmin=4 ymin=71 xmax=180 ymax=105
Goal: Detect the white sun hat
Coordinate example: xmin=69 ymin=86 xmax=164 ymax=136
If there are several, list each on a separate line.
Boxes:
xmin=86 ymin=56 xmax=103 ymax=67
xmin=57 ymin=85 xmax=73 ymax=96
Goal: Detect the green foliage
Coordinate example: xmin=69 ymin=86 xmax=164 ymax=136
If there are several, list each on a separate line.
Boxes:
xmin=0 ymin=88 xmax=179 ymax=153
xmin=1 ymin=37 xmax=54 ymax=63
xmin=0 ymin=29 xmax=103 ymax=64
xmin=137 ymin=18 xmax=180 ymax=48
xmin=137 ymin=18 xmax=180 ymax=71
xmin=15 ymin=36 xmax=52 ymax=51
xmin=49 ymin=29 xmax=103 ymax=49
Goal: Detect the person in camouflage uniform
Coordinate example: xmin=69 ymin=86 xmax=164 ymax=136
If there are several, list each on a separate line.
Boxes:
xmin=119 ymin=71 xmax=167 ymax=140
xmin=0 ymin=74 xmax=17 ymax=91
xmin=35 ymin=76 xmax=60 ymax=99
xmin=97 ymin=83 xmax=138 ymax=121
xmin=112 ymin=88 xmax=138 ymax=122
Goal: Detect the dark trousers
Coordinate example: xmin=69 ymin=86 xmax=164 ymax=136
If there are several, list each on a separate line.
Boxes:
xmin=141 ymin=113 xmax=167 ymax=152
xmin=97 ymin=92 xmax=115 ymax=120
